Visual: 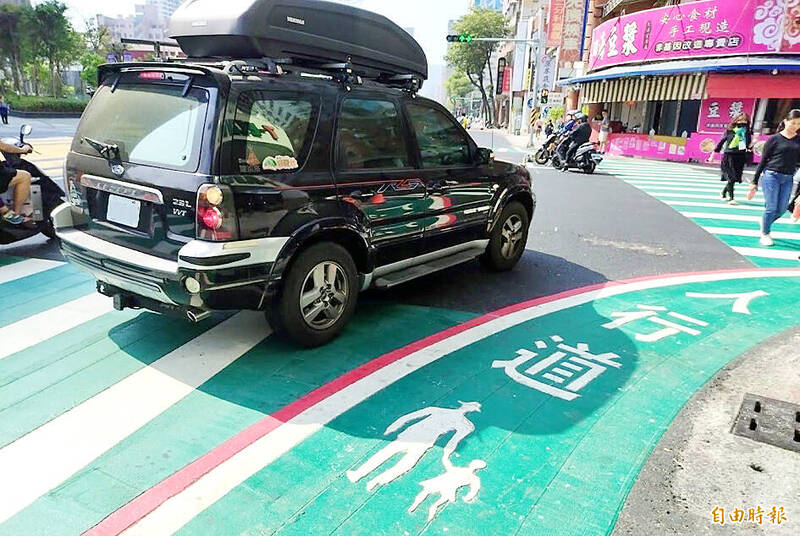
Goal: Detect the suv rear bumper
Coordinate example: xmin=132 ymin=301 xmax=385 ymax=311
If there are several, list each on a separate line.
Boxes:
xmin=52 ymin=203 xmax=285 ymax=315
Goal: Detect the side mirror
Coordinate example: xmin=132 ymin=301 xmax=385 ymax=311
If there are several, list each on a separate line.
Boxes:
xmin=20 ymin=124 xmax=32 ymax=137
xmin=476 ymin=147 xmax=494 ymax=166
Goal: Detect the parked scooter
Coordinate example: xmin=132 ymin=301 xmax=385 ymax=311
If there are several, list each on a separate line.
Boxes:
xmin=550 ymin=139 xmax=604 ymax=174
xmin=0 ymin=125 xmax=65 ymax=244
xmin=530 ymin=132 xmax=563 ymax=165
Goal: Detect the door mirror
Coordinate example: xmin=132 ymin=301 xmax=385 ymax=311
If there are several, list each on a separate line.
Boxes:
xmin=476 ymin=147 xmax=494 ymax=165
xmin=20 ymin=124 xmax=32 ymax=137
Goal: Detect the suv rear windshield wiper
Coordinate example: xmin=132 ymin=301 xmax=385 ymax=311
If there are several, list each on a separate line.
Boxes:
xmin=82 ymin=137 xmax=121 ymax=164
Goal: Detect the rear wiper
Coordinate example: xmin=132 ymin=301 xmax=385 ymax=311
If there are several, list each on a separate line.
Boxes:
xmin=82 ymin=137 xmax=121 ymax=164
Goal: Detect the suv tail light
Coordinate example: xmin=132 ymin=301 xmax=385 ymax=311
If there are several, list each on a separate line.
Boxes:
xmin=196 ymin=184 xmax=238 ymax=241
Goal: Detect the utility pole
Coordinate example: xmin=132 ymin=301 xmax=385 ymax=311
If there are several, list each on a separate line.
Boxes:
xmin=528 ymin=5 xmax=548 ymax=149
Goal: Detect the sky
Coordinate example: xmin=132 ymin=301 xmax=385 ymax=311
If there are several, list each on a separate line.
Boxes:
xmin=48 ymin=0 xmax=471 ymax=67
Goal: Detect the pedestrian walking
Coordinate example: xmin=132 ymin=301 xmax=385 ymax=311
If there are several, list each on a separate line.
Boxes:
xmin=545 ymin=120 xmax=554 ymax=137
xmin=0 ymin=96 xmax=9 ymax=125
xmin=709 ymin=113 xmax=752 ymax=205
xmin=598 ymin=111 xmax=611 ymax=154
xmin=750 ymin=109 xmax=800 ymax=246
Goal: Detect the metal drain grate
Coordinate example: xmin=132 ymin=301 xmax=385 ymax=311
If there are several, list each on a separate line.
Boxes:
xmin=732 ymin=394 xmax=800 ymax=453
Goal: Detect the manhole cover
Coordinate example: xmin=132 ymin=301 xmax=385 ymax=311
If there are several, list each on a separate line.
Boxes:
xmin=732 ymin=394 xmax=800 ymax=453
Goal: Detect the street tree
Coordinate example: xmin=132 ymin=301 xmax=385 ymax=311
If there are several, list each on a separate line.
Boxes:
xmin=445 ymin=7 xmax=509 ymax=126
xmin=84 ymin=19 xmax=111 ymax=56
xmin=0 ymin=3 xmax=30 ymax=93
xmin=26 ymin=1 xmax=77 ymax=97
xmin=445 ymin=71 xmax=473 ymax=111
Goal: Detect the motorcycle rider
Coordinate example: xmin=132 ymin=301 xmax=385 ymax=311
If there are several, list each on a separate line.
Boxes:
xmin=559 ymin=113 xmax=592 ymax=165
xmin=0 ymin=140 xmax=34 ymax=225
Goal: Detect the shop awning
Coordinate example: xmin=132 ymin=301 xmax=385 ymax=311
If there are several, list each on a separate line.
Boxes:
xmin=558 ymin=56 xmax=800 ymax=86
xmin=705 ymin=73 xmax=800 ymax=98
xmin=581 ymin=73 xmax=707 ymax=104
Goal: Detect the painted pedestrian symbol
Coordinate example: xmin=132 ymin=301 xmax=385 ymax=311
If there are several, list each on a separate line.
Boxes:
xmin=408 ymin=456 xmax=486 ymax=521
xmin=492 ymin=336 xmax=622 ymax=401
xmin=347 ymin=402 xmax=481 ymax=492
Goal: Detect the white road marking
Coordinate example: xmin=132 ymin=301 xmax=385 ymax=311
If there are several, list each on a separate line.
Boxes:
xmin=0 ymin=294 xmax=113 ymax=361
xmin=118 ymin=270 xmax=800 ymax=536
xmin=732 ymin=247 xmax=800 ymax=261
xmin=0 ymin=258 xmax=64 ymax=286
xmin=631 ymin=184 xmax=760 ymax=195
xmin=663 ymin=201 xmax=765 ymax=212
xmin=702 ymin=227 xmax=800 ymax=240
xmin=0 ymin=311 xmax=269 ymax=524
xmin=648 ymin=192 xmax=765 ymax=202
xmin=679 ymin=211 xmax=793 ymax=224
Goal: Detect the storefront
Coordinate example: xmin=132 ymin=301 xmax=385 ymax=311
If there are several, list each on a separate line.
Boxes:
xmin=561 ymin=0 xmax=800 ymax=162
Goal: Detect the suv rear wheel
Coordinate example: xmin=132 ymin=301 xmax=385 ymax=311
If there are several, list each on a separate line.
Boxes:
xmin=481 ymin=201 xmax=529 ymax=271
xmin=269 ymin=242 xmax=359 ymax=347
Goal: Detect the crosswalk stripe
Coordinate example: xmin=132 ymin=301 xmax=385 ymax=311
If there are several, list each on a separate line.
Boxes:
xmin=679 ymin=211 xmax=794 ymax=224
xmin=663 ymin=201 xmax=765 ymax=212
xmin=647 ymin=192 xmax=765 ymax=202
xmin=632 ymin=184 xmax=761 ymax=195
xmin=732 ymin=246 xmax=800 ymax=260
xmin=626 ymin=179 xmax=753 ymax=189
xmin=0 ymin=294 xmax=113 ymax=361
xmin=702 ymin=226 xmax=800 ymax=240
xmin=0 ymin=311 xmax=269 ymax=525
xmin=0 ymin=259 xmax=63 ymax=286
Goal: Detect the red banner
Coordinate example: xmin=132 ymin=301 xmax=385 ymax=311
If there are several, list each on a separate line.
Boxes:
xmin=503 ymin=66 xmax=512 ymax=93
xmin=547 ymin=0 xmax=565 ymax=47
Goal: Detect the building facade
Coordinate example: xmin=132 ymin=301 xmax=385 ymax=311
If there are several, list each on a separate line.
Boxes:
xmin=563 ymin=0 xmax=800 ymax=163
xmin=472 ymin=0 xmax=504 ymax=10
xmin=96 ymin=0 xmax=182 ymax=42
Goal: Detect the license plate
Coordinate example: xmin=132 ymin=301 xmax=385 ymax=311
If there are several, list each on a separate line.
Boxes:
xmin=107 ymin=195 xmax=141 ymax=228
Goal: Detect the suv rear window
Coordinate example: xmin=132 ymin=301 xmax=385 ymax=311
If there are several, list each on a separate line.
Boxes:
xmin=74 ymin=83 xmax=210 ymax=172
xmin=232 ymin=92 xmax=319 ymax=174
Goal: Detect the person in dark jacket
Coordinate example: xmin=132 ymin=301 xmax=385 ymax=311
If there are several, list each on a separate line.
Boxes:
xmin=708 ymin=113 xmax=752 ymax=205
xmin=750 ymin=109 xmax=800 ymax=246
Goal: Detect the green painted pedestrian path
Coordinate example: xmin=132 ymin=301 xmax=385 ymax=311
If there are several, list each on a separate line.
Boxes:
xmin=600 ymin=158 xmax=800 ymax=268
xmin=1 ymin=254 xmax=798 ymax=536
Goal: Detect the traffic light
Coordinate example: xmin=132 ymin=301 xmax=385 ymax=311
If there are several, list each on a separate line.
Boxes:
xmin=540 ymin=89 xmax=549 ymax=105
xmin=446 ymin=33 xmax=474 ymax=43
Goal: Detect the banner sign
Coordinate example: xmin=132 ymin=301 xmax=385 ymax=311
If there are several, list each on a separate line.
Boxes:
xmin=536 ymin=54 xmax=557 ymax=93
xmin=560 ymin=0 xmax=586 ymax=65
xmin=547 ymin=0 xmax=566 ymax=47
xmin=696 ymin=98 xmax=757 ymax=134
xmin=503 ymin=66 xmax=513 ymax=93
xmin=496 ymin=57 xmax=507 ymax=96
xmin=588 ymin=0 xmax=800 ymax=72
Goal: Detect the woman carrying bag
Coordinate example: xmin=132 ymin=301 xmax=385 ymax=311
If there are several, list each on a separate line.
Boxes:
xmin=708 ymin=113 xmax=752 ymax=205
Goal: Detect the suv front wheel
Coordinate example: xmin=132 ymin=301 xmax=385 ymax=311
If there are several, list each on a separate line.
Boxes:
xmin=269 ymin=242 xmax=359 ymax=347
xmin=481 ymin=201 xmax=529 ymax=271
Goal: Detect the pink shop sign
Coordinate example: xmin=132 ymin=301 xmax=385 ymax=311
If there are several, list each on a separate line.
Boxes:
xmin=606 ymin=134 xmax=690 ymax=162
xmin=588 ymin=0 xmax=800 ymax=72
xmin=697 ymin=98 xmax=757 ymax=134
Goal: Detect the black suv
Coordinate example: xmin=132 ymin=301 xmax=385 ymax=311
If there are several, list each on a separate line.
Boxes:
xmin=53 ymin=0 xmax=535 ymax=347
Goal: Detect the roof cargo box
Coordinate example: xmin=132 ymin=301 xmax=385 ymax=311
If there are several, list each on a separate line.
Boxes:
xmin=169 ymin=0 xmax=428 ymax=82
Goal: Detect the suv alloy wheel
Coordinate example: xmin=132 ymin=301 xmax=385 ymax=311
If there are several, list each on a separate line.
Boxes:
xmin=481 ymin=201 xmax=529 ymax=271
xmin=269 ymin=242 xmax=359 ymax=347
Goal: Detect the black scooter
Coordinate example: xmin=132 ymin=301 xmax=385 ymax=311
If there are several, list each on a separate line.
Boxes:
xmin=0 ymin=125 xmax=65 ymax=245
xmin=530 ymin=132 xmax=562 ymax=165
